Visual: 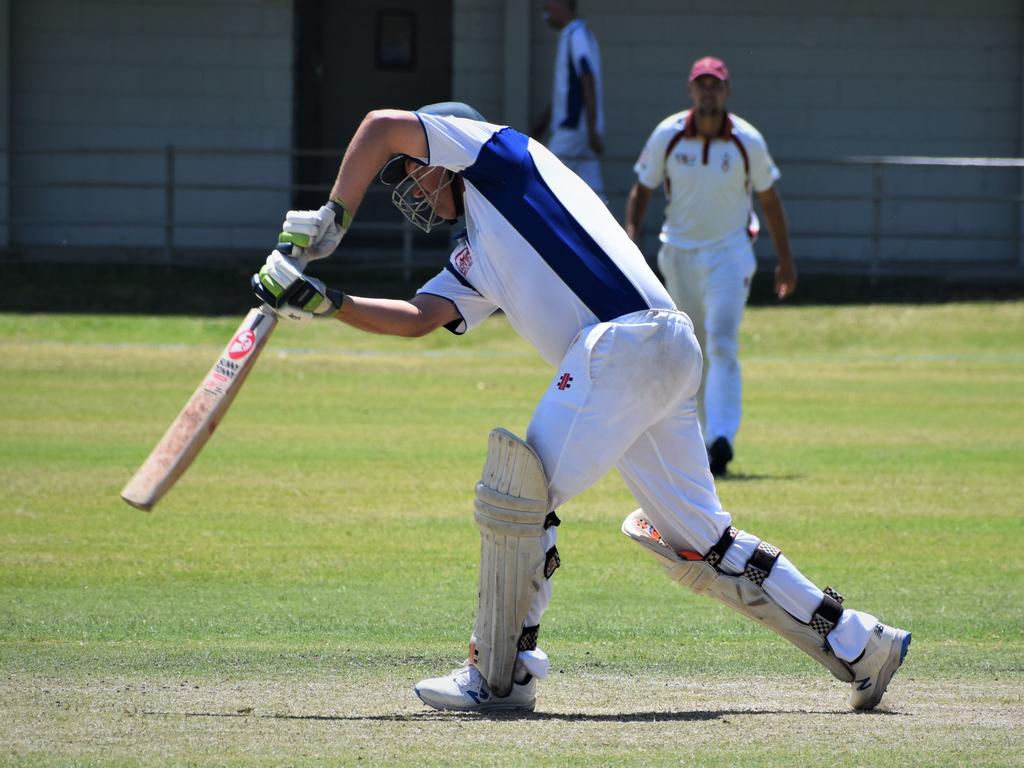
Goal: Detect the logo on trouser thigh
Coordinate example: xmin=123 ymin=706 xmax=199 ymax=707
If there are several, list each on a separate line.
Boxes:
xmin=556 ymin=372 xmax=574 ymax=391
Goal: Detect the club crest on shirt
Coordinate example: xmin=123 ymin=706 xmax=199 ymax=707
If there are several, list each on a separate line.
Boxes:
xmin=721 ymin=152 xmax=731 ymax=172
xmin=453 ymin=246 xmax=473 ymax=276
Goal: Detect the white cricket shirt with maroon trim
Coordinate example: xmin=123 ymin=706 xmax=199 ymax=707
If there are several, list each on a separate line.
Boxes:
xmin=633 ymin=110 xmax=779 ymax=250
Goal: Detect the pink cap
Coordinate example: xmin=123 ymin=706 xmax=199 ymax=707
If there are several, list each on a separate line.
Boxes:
xmin=688 ymin=56 xmax=730 ymax=82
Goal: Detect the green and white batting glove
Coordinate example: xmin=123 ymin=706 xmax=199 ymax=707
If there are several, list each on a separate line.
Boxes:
xmin=278 ymin=199 xmax=352 ymax=261
xmin=252 ymin=249 xmax=344 ymax=324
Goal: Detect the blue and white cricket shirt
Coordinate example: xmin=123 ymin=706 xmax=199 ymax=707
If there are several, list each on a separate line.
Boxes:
xmin=415 ymin=113 xmax=674 ymax=366
xmin=547 ymin=19 xmax=604 ymax=162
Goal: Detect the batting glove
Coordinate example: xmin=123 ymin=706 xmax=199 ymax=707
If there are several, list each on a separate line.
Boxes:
xmin=278 ymin=199 xmax=352 ymax=261
xmin=251 ymin=249 xmax=344 ymax=323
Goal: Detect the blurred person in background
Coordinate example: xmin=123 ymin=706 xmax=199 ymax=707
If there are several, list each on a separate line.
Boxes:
xmin=530 ymin=0 xmax=606 ymax=199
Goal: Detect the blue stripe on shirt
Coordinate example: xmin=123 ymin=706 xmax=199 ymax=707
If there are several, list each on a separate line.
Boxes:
xmin=562 ymin=43 xmax=582 ymax=129
xmin=461 ymin=128 xmax=648 ymax=322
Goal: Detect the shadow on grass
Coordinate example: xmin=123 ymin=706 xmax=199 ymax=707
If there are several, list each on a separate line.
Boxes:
xmin=717 ymin=472 xmax=803 ymax=482
xmin=141 ymin=708 xmax=906 ymax=723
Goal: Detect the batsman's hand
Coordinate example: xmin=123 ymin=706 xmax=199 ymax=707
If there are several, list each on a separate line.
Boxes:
xmin=278 ymin=199 xmax=352 ymax=261
xmin=251 ymin=249 xmax=344 ymax=323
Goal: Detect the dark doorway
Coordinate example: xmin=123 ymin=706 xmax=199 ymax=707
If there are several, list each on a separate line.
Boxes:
xmin=293 ymin=0 xmax=454 ymax=223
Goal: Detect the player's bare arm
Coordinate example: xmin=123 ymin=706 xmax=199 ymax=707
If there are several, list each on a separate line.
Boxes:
xmin=529 ymin=104 xmax=551 ymax=140
xmin=337 ymin=293 xmax=460 ymax=338
xmin=581 ymin=72 xmax=603 ymax=154
xmin=328 ymin=110 xmax=429 ymax=216
xmin=757 ymin=186 xmax=798 ymax=299
xmin=268 ymin=110 xmax=431 ymax=268
xmin=624 ymin=182 xmax=654 ymax=243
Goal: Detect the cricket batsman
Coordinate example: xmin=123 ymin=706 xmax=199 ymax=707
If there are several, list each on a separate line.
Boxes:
xmin=251 ymin=102 xmax=911 ymax=713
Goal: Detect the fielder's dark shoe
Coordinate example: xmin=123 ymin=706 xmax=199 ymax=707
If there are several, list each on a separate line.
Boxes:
xmin=707 ymin=437 xmax=733 ymax=477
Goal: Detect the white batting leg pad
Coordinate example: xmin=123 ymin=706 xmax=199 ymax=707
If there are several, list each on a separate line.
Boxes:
xmin=471 ymin=428 xmax=550 ymax=698
xmin=622 ymin=510 xmax=855 ymax=683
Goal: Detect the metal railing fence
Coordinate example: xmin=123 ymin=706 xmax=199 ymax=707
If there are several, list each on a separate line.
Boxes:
xmin=0 ymin=147 xmax=1022 ymax=278
xmin=774 ymin=155 xmax=1024 ymax=276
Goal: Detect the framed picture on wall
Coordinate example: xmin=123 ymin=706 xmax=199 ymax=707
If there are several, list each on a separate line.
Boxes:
xmin=376 ymin=11 xmax=416 ymax=71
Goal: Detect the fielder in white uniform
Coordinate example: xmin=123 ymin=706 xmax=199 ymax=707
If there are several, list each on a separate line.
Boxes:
xmin=626 ymin=56 xmax=798 ymax=477
xmin=253 ymin=102 xmax=909 ymax=714
xmin=530 ymin=0 xmax=605 ymax=197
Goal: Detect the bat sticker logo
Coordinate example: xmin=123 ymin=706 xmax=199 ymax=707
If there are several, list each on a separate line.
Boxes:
xmin=228 ymin=329 xmax=257 ymax=360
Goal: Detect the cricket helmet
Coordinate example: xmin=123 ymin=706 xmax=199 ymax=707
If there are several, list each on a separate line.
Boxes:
xmin=380 ymin=102 xmax=486 ymax=232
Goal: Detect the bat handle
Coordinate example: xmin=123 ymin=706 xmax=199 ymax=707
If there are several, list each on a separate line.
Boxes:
xmin=277 ymin=241 xmax=310 ymax=271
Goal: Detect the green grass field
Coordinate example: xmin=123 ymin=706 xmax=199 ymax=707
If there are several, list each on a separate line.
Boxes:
xmin=2 ymin=303 xmax=1023 ymax=767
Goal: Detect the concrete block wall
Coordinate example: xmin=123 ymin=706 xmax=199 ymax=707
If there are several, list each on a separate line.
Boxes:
xmin=452 ymin=0 xmax=507 ymax=125
xmin=5 ymin=0 xmax=1021 ymax=269
xmin=449 ymin=0 xmax=1022 ymax=270
xmin=8 ymin=0 xmax=294 ymax=250
xmin=524 ymin=0 xmax=1024 ymax=268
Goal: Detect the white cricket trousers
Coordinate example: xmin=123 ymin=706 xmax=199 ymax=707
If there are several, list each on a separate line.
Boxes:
xmin=521 ymin=308 xmax=875 ymax=663
xmin=657 ymin=234 xmax=757 ymax=446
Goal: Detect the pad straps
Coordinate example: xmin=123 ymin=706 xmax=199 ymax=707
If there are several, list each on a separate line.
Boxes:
xmin=811 ymin=587 xmax=845 ymax=639
xmin=515 ymin=516 xmax=562 ymax=655
xmin=705 ymin=525 xmax=845 ymax=638
xmin=743 ymin=541 xmax=781 ymax=587
xmin=518 ymin=625 xmax=540 ymax=652
xmin=704 ymin=525 xmax=737 ymax=568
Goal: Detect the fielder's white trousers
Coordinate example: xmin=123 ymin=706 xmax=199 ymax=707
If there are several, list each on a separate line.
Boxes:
xmin=657 ymin=234 xmax=757 ymax=446
xmin=522 ymin=309 xmax=875 ymax=663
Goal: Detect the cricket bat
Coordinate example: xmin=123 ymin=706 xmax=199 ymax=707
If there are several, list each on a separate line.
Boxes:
xmin=121 ymin=305 xmax=279 ymax=511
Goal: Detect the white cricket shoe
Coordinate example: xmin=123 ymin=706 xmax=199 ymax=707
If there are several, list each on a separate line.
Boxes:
xmin=849 ymin=623 xmax=911 ymax=710
xmin=414 ymin=664 xmax=536 ymax=713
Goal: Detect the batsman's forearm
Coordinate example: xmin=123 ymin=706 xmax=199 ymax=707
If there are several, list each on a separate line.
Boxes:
xmin=335 ymin=295 xmax=434 ymax=337
xmin=329 ymin=110 xmax=429 ymax=217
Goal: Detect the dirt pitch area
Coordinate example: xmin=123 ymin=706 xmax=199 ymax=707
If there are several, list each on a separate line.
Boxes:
xmin=3 ymin=671 xmax=1020 ymax=767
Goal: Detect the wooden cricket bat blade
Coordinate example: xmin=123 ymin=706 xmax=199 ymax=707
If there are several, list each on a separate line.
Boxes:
xmin=121 ymin=306 xmax=279 ymax=511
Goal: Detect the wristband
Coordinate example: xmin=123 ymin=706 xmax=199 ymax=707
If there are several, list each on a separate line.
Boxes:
xmin=327 ymin=198 xmax=353 ymax=230
xmin=325 ymin=287 xmax=346 ymax=316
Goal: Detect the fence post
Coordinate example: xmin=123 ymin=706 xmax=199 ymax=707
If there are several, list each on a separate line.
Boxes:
xmin=164 ymin=144 xmax=175 ymax=261
xmin=1019 ymin=163 xmax=1024 ymax=271
xmin=401 ymin=219 xmax=413 ymax=287
xmin=0 ymin=0 xmax=9 ymax=249
xmin=870 ymin=162 xmax=883 ymax=281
